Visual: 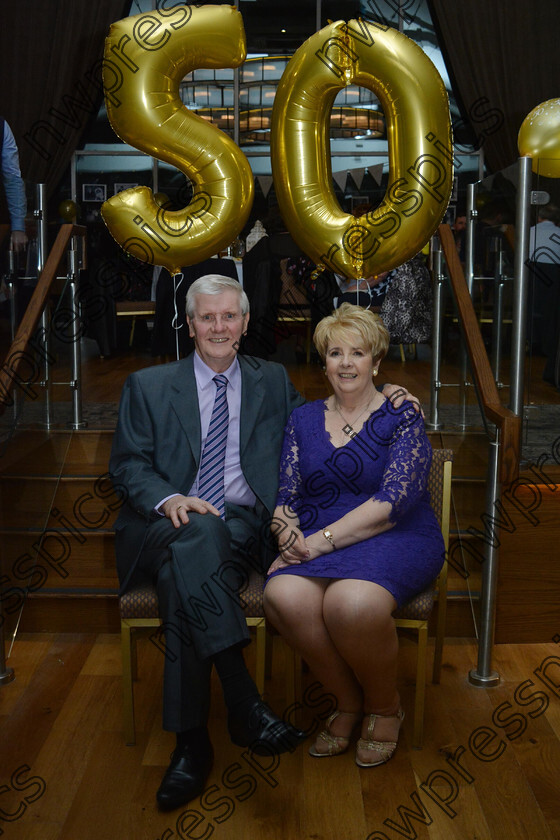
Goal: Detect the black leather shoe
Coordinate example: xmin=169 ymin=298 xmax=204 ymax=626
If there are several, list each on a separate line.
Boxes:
xmin=156 ymin=739 xmax=214 ymax=811
xmin=228 ymin=699 xmax=307 ymax=755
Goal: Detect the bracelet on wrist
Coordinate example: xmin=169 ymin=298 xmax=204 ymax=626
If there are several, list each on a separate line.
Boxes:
xmin=322 ymin=529 xmax=336 ymax=551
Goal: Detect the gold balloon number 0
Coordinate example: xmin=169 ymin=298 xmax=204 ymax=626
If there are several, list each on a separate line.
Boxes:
xmin=101 ymin=7 xmax=453 ymax=279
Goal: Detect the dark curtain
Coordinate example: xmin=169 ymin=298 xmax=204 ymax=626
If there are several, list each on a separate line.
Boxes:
xmin=429 ymin=0 xmax=560 ymax=173
xmin=0 ymin=0 xmax=131 ymax=195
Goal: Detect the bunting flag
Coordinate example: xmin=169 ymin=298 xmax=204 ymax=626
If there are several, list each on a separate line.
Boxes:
xmin=348 ymin=167 xmax=366 ymax=188
xmin=368 ymin=163 xmax=384 ymax=184
xmin=333 ymin=170 xmax=348 ymax=191
xmin=257 ymin=175 xmax=273 ymax=197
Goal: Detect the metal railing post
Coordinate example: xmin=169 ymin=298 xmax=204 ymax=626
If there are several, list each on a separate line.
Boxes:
xmin=469 ymin=432 xmax=501 ymax=686
xmin=35 ymin=183 xmax=52 ymax=428
xmin=459 ymin=183 xmax=478 ymax=427
xmin=510 ymin=156 xmax=532 ymax=417
xmin=491 ymin=244 xmax=505 ymax=385
xmin=465 ymin=183 xmax=477 ymax=296
xmin=68 ymin=237 xmax=86 ymax=430
xmin=427 ymin=236 xmax=443 ymax=430
xmin=0 ymin=621 xmax=15 ymax=685
xmin=6 ymin=250 xmax=19 ymax=423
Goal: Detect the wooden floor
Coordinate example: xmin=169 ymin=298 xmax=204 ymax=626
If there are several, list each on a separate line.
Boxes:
xmin=1 ymin=632 xmax=560 ymax=839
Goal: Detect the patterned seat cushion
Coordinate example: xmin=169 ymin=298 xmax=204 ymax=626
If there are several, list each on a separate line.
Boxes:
xmin=121 ymin=578 xmax=433 ymax=622
xmin=120 ymin=585 xmax=159 ymax=619
xmin=120 ymin=570 xmax=266 ymax=621
xmin=393 ymin=587 xmax=435 ymax=621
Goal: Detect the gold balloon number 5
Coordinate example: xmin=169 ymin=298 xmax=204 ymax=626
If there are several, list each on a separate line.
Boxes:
xmin=101 ymin=7 xmax=452 ymax=279
xmin=101 ymin=4 xmax=254 ymax=276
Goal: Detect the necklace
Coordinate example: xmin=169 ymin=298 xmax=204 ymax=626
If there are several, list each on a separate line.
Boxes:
xmin=332 ymin=392 xmax=377 ymax=438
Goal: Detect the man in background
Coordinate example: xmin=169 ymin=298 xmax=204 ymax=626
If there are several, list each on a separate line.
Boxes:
xmin=1 ymin=118 xmax=27 ymax=253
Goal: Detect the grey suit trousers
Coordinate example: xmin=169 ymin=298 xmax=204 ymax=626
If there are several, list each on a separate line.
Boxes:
xmin=137 ymin=504 xmax=264 ymax=732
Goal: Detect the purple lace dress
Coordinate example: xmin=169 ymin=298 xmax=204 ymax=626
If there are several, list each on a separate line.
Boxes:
xmin=267 ymin=399 xmax=445 ymax=606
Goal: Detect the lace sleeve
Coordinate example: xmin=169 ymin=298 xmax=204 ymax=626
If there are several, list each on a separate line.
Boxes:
xmin=371 ymin=403 xmax=432 ymax=522
xmin=275 ymin=412 xmax=303 ymax=509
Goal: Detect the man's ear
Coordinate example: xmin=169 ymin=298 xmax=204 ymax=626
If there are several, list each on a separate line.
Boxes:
xmin=186 ymin=315 xmax=195 ymax=338
xmin=243 ymin=312 xmax=250 ymax=334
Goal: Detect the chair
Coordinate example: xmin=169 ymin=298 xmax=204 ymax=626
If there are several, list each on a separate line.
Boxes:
xmin=393 ymin=447 xmax=453 ymax=747
xmin=120 ymin=568 xmax=268 ymax=745
xmin=115 ymin=300 xmax=156 ymax=347
xmin=283 ymin=447 xmax=453 ymax=749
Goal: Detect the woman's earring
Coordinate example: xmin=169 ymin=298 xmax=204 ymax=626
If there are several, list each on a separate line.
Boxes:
xmin=373 ymin=368 xmax=378 ymax=377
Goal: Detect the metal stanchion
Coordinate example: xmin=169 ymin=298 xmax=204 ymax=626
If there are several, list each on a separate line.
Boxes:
xmin=465 ymin=183 xmax=477 ymax=297
xmin=469 ymin=433 xmax=501 ymax=686
xmin=510 ymin=156 xmax=532 ymax=417
xmin=0 ymin=622 xmax=15 ymax=685
xmin=6 ymin=250 xmax=19 ymax=424
xmin=68 ymin=237 xmax=86 ymax=429
xmin=427 ymin=236 xmax=443 ymax=430
xmin=35 ymin=183 xmax=52 ymax=428
xmin=491 ymin=244 xmax=505 ymax=386
xmin=459 ymin=184 xmax=478 ymax=428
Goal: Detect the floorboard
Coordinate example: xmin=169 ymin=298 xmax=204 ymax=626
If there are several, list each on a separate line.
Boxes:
xmin=1 ymin=634 xmax=560 ymax=840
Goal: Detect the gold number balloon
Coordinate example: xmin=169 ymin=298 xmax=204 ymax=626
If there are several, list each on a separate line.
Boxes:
xmin=271 ymin=19 xmax=453 ymax=279
xmin=101 ymin=4 xmax=254 ymax=275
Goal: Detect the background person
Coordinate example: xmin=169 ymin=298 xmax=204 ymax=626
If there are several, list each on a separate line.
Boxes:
xmin=0 ymin=117 xmax=28 ymax=252
xmin=264 ymin=303 xmax=445 ymax=768
xmin=528 ymin=203 xmax=560 ymax=388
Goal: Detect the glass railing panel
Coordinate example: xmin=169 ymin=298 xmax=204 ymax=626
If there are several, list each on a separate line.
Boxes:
xmin=0 ymin=188 xmax=78 ymax=650
xmin=523 ymin=156 xmax=560 ymax=466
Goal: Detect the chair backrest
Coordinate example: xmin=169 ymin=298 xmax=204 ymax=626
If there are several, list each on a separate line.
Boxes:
xmin=426 ymin=447 xmax=453 ymax=551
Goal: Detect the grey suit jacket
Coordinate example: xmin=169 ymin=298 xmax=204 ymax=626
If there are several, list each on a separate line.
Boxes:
xmin=109 ymin=353 xmax=304 ymax=592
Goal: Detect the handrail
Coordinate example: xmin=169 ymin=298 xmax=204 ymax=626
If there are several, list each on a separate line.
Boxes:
xmin=438 ymin=223 xmax=520 ymax=485
xmin=0 ymin=223 xmax=86 ymax=415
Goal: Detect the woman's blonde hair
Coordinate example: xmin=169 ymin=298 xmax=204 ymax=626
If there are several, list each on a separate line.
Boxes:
xmin=313 ymin=302 xmax=390 ymax=362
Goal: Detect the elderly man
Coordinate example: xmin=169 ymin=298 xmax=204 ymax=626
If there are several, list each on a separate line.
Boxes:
xmin=110 ymin=274 xmax=415 ymax=810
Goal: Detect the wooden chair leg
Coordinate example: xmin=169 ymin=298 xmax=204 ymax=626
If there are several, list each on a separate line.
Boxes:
xmin=131 ymin=629 xmax=138 ymax=682
xmin=121 ymin=620 xmax=136 ymax=746
xmin=432 ymin=592 xmax=447 ymax=684
xmin=284 ymin=643 xmax=302 ymax=712
xmin=254 ymin=620 xmax=266 ymax=696
xmin=412 ymin=623 xmax=428 ymax=749
xmin=264 ymin=629 xmax=274 ymax=679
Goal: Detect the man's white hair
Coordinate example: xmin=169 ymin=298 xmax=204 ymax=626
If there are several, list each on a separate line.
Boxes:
xmin=186 ymin=274 xmax=249 ymax=318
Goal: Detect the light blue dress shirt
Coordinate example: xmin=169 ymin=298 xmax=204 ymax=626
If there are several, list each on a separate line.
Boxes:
xmin=156 ymin=351 xmax=256 ymax=512
xmin=2 ymin=120 xmax=26 ymax=232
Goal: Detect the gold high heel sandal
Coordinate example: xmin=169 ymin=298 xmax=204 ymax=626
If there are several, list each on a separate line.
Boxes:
xmin=309 ymin=711 xmax=360 ymax=758
xmin=355 ymin=707 xmax=404 ymax=767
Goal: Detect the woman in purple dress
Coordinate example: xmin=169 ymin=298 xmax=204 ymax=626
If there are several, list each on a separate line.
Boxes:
xmin=263 ymin=303 xmax=444 ymax=767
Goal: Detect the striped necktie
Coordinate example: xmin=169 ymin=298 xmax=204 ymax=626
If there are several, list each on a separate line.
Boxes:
xmin=198 ymin=374 xmax=229 ymax=518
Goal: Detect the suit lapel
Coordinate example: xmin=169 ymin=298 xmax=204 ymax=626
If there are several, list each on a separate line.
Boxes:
xmin=169 ymin=355 xmax=202 ymax=467
xmin=239 ymin=355 xmax=265 ymax=458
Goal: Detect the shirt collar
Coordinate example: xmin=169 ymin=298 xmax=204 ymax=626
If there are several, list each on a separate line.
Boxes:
xmin=193 ymin=351 xmax=240 ymax=390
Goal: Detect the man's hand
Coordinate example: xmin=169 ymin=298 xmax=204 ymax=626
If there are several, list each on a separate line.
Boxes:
xmin=382 ymin=383 xmax=423 ymax=416
xmin=10 ymin=230 xmax=28 ymax=253
xmin=161 ymin=494 xmax=220 ymax=529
